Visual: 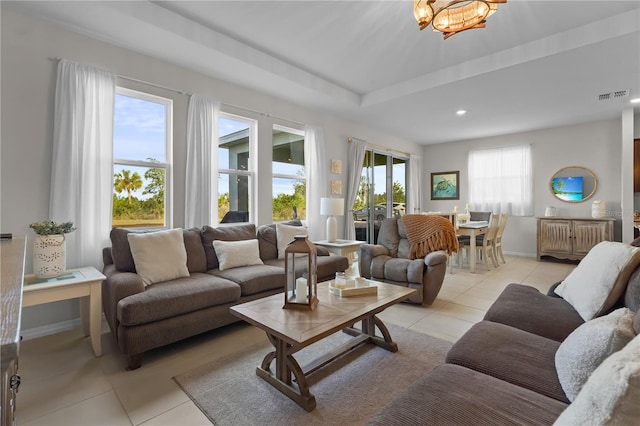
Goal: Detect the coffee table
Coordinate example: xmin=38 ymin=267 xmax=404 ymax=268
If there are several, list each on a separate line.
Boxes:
xmin=230 ymin=281 xmax=416 ymax=411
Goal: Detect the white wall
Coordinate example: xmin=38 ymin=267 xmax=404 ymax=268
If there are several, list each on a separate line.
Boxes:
xmin=422 ymin=119 xmax=628 ymax=257
xmin=0 ymin=9 xmax=420 ymax=331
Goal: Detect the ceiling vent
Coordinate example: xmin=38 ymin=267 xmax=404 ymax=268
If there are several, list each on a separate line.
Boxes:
xmin=597 ymin=89 xmax=630 ymax=101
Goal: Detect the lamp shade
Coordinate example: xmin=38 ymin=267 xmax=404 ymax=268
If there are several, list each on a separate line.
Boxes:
xmin=320 ymin=198 xmax=344 ymax=216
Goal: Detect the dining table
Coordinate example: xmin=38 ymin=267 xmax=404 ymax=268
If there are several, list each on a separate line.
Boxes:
xmin=457 ymin=221 xmax=489 ymax=273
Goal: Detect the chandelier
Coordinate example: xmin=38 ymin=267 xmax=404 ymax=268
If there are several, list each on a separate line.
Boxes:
xmin=414 ymin=0 xmax=506 ymax=39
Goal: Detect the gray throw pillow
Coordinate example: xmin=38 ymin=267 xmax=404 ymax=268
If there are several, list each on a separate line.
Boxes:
xmin=555 ymin=307 xmax=636 ymax=401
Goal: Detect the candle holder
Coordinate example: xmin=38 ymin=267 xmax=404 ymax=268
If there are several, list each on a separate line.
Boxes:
xmin=283 ymin=235 xmax=318 ymax=311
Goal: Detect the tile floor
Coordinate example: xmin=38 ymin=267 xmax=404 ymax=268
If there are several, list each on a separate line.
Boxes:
xmin=15 ymin=255 xmax=575 ymax=425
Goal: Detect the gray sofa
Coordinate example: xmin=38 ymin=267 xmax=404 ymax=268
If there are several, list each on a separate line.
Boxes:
xmin=102 ymin=221 xmax=349 ymax=370
xmin=368 ymin=258 xmax=640 ymax=425
xmin=359 ymin=217 xmax=448 ymax=305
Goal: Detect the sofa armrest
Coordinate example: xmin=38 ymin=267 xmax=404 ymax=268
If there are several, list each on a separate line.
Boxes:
xmin=316 ymin=246 xmax=331 ymax=256
xmin=359 ymin=244 xmax=389 ymax=279
xmin=546 ymin=281 xmax=563 ymax=298
xmin=424 ymin=251 xmax=448 ymax=267
xmin=102 ymin=266 xmax=145 ymax=336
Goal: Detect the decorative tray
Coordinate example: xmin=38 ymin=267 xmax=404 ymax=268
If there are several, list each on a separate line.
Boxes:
xmin=328 ymin=280 xmax=378 ymax=297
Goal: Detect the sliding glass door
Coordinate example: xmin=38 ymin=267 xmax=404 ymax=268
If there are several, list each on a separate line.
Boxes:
xmin=354 ymin=150 xmax=407 ymax=243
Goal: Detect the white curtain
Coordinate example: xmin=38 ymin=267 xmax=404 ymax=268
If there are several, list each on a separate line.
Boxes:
xmin=50 ymin=59 xmax=116 ymax=270
xmin=468 ymin=145 xmax=533 ymax=216
xmin=409 ymin=154 xmax=422 ymax=214
xmin=304 ymin=125 xmax=326 ymax=241
xmin=344 ymin=138 xmax=367 ymax=240
xmin=185 ymin=95 xmax=220 ymax=228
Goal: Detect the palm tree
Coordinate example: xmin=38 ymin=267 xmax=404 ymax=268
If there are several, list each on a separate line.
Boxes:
xmin=114 ymin=170 xmax=143 ymax=204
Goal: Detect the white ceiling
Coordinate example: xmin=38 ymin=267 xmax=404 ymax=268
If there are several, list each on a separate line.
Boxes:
xmin=6 ymin=0 xmax=640 ymax=145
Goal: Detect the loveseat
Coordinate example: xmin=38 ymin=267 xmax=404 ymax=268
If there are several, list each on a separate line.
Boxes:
xmin=368 ymin=241 xmax=640 ymax=425
xmin=102 ymin=221 xmax=349 ymax=369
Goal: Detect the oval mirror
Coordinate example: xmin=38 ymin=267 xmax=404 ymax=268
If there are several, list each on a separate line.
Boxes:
xmin=550 ymin=166 xmax=597 ymax=203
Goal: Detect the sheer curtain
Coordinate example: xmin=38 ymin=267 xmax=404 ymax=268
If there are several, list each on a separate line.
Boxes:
xmin=185 ymin=95 xmax=220 ymax=228
xmin=304 ymin=125 xmax=326 ymax=241
xmin=344 ymin=138 xmax=366 ymax=240
xmin=408 ymin=154 xmax=422 ymax=214
xmin=468 ymin=145 xmax=533 ymax=216
xmin=50 ymin=59 xmax=115 ymax=269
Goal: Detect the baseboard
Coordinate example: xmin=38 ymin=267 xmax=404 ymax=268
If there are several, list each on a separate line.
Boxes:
xmin=503 ymin=251 xmax=537 ymax=258
xmin=21 ymin=318 xmax=81 ymax=341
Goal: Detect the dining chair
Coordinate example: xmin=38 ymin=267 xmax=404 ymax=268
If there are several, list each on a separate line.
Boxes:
xmin=494 ymin=213 xmax=508 ymax=264
xmin=459 ymin=214 xmax=500 ymax=270
xmin=456 ymin=211 xmax=492 ymax=266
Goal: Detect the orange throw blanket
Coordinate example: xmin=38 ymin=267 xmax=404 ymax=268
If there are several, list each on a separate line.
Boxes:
xmin=401 ymin=214 xmax=458 ymax=259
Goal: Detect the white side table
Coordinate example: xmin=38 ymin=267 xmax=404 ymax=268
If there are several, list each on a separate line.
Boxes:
xmin=313 ymin=239 xmax=363 ymax=261
xmin=23 ymin=266 xmax=105 ymax=356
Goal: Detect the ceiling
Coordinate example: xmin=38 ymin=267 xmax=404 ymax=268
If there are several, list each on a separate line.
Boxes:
xmin=6 ymin=1 xmax=640 ymax=145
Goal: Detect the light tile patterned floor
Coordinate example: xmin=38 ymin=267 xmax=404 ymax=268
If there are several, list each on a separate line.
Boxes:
xmin=16 ymin=255 xmax=574 ymax=425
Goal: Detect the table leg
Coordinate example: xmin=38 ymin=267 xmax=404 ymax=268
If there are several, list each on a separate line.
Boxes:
xmin=80 ymin=282 xmax=102 ymax=357
xmin=469 ymin=230 xmax=477 ymax=273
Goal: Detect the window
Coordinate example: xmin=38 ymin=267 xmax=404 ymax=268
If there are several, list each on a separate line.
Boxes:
xmin=272 ymin=125 xmax=305 ymax=222
xmin=218 ymin=114 xmax=255 ymax=223
xmin=112 ymin=88 xmax=172 ymax=228
xmin=354 ymin=150 xmax=407 ymax=243
xmin=468 ymin=145 xmax=533 ymax=216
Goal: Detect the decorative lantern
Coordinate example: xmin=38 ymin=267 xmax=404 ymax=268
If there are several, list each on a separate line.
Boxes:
xmin=283 ymin=235 xmax=318 ymax=311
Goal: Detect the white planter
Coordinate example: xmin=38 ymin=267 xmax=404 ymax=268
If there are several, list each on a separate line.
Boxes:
xmin=33 ymin=234 xmax=66 ymax=278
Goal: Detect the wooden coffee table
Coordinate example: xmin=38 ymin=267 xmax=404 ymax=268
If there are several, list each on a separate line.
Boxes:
xmin=230 ymin=281 xmax=416 ymax=411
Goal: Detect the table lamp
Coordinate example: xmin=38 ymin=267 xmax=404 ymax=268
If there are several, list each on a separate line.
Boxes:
xmin=320 ymin=197 xmax=344 ymax=242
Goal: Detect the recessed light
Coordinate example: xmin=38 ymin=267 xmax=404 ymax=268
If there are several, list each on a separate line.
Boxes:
xmin=456 ymin=110 xmax=467 ymax=116
xmin=631 ymin=98 xmax=640 ymax=104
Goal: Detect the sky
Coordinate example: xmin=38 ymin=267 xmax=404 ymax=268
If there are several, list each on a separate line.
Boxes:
xmin=113 ymin=94 xmax=301 ymax=202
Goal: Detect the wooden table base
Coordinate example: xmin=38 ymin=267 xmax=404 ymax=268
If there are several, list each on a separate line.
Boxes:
xmin=256 ymin=315 xmax=397 ymax=412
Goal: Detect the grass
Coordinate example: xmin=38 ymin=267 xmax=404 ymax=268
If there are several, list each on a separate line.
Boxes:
xmin=112 ymin=218 xmax=164 ymax=228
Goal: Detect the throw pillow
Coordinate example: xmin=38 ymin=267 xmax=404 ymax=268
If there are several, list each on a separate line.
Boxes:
xmin=554 ymin=241 xmax=640 ymax=320
xmin=212 ymin=239 xmax=263 ymax=271
xmin=555 ymin=308 xmax=636 ymax=401
xmin=553 ymin=334 xmax=640 ymax=425
xmin=127 ymin=228 xmax=189 ymax=286
xmin=276 ymin=223 xmax=308 ymax=259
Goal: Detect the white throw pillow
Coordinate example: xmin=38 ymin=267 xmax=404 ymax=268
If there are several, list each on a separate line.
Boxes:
xmin=212 ymin=239 xmax=263 ymax=271
xmin=553 ymin=334 xmax=640 ymax=425
xmin=127 ymin=228 xmax=189 ymax=286
xmin=555 ymin=308 xmax=636 ymax=401
xmin=554 ymin=241 xmax=640 ymax=320
xmin=276 ymin=223 xmax=308 ymax=259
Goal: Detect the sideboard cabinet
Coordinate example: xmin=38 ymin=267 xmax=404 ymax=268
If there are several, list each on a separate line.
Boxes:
xmin=537 ymin=217 xmax=615 ymax=261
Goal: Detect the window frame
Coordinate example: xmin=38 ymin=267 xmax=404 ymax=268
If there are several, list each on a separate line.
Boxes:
xmin=113 ymin=86 xmax=173 ymax=228
xmin=217 ymin=111 xmax=257 ymax=223
xmin=271 ymin=124 xmax=306 ymax=222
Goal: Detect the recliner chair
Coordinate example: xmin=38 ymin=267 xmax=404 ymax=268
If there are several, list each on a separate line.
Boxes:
xmin=359 ymin=218 xmax=448 ymax=305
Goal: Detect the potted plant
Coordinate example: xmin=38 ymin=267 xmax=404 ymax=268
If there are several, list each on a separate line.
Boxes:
xmin=29 ymin=220 xmax=76 ymax=278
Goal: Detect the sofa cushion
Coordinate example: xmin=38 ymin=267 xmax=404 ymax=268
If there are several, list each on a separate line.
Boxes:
xmin=382 ymin=258 xmax=424 ymax=284
xmin=256 ymin=220 xmax=302 ymax=261
xmin=183 ymin=227 xmax=207 ymax=273
xmin=110 ymin=228 xmax=152 ymax=272
xmin=210 ymin=264 xmax=285 ymax=296
xmin=212 ymin=239 xmax=263 ymax=271
xmin=484 ymin=283 xmax=585 ymax=341
xmin=263 ymin=255 xmax=349 ymax=281
xmin=276 ymin=223 xmax=308 ymax=259
xmin=554 ymin=241 xmax=640 ymax=320
xmin=554 ymin=334 xmax=640 ymax=425
xmin=127 ymin=229 xmax=190 ymax=286
xmin=555 ymin=307 xmax=636 ymax=401
xmin=366 ymin=364 xmax=567 ymax=426
xmin=624 ymin=265 xmax=640 ymax=312
xmin=446 ymin=320 xmax=568 ymax=403
xmin=117 ymin=273 xmax=241 ymax=326
xmin=200 ymin=223 xmax=256 ymax=270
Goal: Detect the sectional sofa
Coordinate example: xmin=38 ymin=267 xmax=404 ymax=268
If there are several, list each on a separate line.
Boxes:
xmin=102 ymin=221 xmax=349 ymax=370
xmin=368 ymin=241 xmax=640 ymax=425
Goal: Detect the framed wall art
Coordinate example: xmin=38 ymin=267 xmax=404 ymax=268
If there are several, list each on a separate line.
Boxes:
xmin=431 ymin=171 xmax=459 ymax=200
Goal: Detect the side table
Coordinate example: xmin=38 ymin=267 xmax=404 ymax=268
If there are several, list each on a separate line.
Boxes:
xmin=313 ymin=239 xmax=363 ymax=262
xmin=23 ymin=266 xmax=105 ymax=356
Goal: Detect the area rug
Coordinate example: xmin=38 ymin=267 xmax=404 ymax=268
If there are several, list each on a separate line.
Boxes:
xmin=173 ymin=325 xmax=452 ymax=426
